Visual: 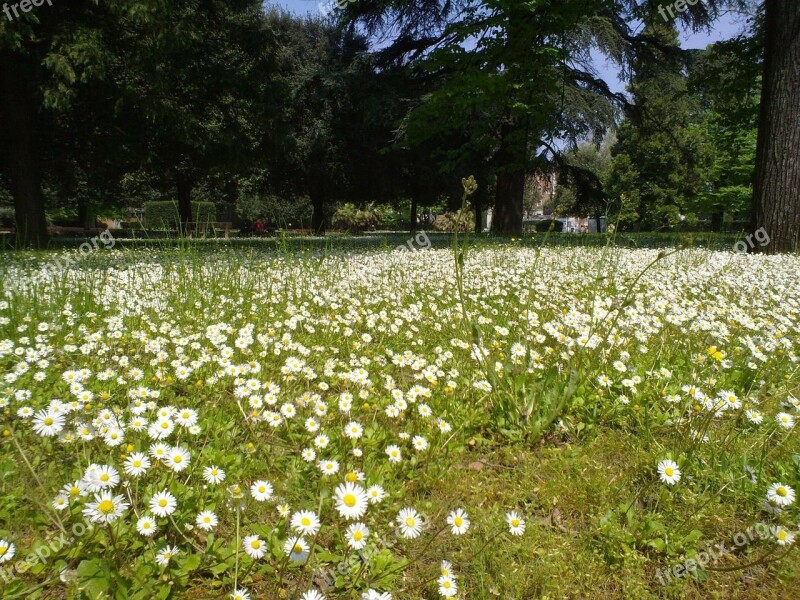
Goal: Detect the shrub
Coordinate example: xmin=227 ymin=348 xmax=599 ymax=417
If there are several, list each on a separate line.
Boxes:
xmin=433 ymin=210 xmax=475 ymax=232
xmin=144 ymin=201 xmax=216 ymax=229
xmin=237 ymin=194 xmax=311 ymax=227
xmin=0 ymin=206 xmax=14 ymax=227
xmin=332 ymin=203 xmax=379 ymax=233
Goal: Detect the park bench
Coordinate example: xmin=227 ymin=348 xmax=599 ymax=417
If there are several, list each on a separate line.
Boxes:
xmin=189 ymin=222 xmax=232 ymax=239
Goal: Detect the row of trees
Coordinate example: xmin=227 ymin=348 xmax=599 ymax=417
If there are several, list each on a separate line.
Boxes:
xmin=0 ymin=0 xmax=797 ymax=250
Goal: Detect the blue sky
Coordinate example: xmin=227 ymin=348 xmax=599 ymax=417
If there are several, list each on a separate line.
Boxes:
xmin=267 ymin=0 xmax=750 ymax=94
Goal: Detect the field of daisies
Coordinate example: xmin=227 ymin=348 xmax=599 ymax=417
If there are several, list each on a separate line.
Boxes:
xmin=0 ymin=240 xmax=798 ymax=599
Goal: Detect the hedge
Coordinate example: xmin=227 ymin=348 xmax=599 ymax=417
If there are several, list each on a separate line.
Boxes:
xmin=144 ymin=201 xmax=216 ymax=229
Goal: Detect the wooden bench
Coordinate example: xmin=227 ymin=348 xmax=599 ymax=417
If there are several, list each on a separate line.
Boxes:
xmin=189 ymin=222 xmax=232 ymax=239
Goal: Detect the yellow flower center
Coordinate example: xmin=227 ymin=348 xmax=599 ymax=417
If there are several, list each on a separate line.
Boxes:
xmin=778 ymin=530 xmax=787 ymax=541
xmin=343 ymin=494 xmax=357 ymax=508
xmin=454 ymin=517 xmax=463 ymax=526
xmin=293 ymin=544 xmax=303 ymax=553
xmin=405 ymin=517 xmax=416 ymax=527
xmin=250 ymin=540 xmax=261 ymax=549
xmin=665 ymin=468 xmax=674 ymax=477
xmin=100 ymin=474 xmax=110 ymax=482
xmin=777 ymin=487 xmax=787 ymax=497
xmin=98 ymin=499 xmax=115 ymax=514
xmin=346 ymin=472 xmax=358 ymax=483
xmin=44 ymin=417 xmax=54 ymax=426
xmin=159 ymin=499 xmax=167 ymax=507
xmin=511 ymin=519 xmax=520 ymax=527
xmin=353 ymin=531 xmax=363 ymax=542
xmin=301 ymin=517 xmax=311 ymax=526
xmin=173 ymin=455 xmax=182 ymax=463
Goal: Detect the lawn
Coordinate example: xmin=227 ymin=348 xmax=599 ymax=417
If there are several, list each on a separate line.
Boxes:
xmin=0 ymin=239 xmax=798 ymax=599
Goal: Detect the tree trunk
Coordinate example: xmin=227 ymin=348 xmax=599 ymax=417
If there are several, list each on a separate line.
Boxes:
xmin=311 ymin=191 xmax=326 ymax=235
xmin=176 ymin=173 xmax=193 ymax=236
xmin=0 ymin=52 xmax=49 ymax=249
xmin=409 ymin=196 xmax=418 ymax=233
xmin=492 ymin=168 xmax=525 ymax=235
xmin=78 ymin=198 xmax=92 ymax=231
xmin=710 ymin=210 xmax=723 ymax=232
xmin=753 ymin=0 xmax=800 ymax=253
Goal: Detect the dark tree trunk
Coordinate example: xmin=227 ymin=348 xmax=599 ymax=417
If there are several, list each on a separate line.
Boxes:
xmin=492 ymin=168 xmax=525 ymax=235
xmin=78 ymin=198 xmax=92 ymax=231
xmin=710 ymin=210 xmax=723 ymax=232
xmin=0 ymin=52 xmax=49 ymax=249
xmin=409 ymin=196 xmax=418 ymax=233
xmin=311 ymin=191 xmax=326 ymax=235
xmin=176 ymin=174 xmax=193 ymax=235
xmin=753 ymin=0 xmax=800 ymax=253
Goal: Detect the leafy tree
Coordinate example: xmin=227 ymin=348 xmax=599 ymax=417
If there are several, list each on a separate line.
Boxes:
xmin=553 ymin=134 xmax=613 ymax=228
xmin=343 ymin=0 xmax=621 ymax=235
xmin=606 ymin=19 xmax=712 ymax=230
xmin=687 ymin=16 xmax=761 ymax=229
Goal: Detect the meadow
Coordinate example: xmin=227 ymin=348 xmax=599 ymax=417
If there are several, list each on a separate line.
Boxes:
xmin=0 ymin=237 xmax=798 ymax=599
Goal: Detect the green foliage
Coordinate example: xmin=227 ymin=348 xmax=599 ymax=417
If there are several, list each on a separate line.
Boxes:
xmin=236 ymin=193 xmax=311 ymax=227
xmin=606 ymin=21 xmax=713 ymax=230
xmin=144 ymin=201 xmax=216 ymax=229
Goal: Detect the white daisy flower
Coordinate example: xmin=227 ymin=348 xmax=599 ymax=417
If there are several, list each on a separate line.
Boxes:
xmin=164 ymin=447 xmax=191 ymax=472
xmin=291 ymin=511 xmax=321 ymax=536
xmin=196 ymin=510 xmax=219 ymax=531
xmin=155 ymin=545 xmax=179 ymax=566
xmin=124 ymin=452 xmax=151 ymax=477
xmin=657 ymin=459 xmax=681 ymax=485
xmin=137 ymin=515 xmax=158 ymax=537
xmin=334 ymin=482 xmax=369 ymax=520
xmin=150 ymin=490 xmax=178 ymax=517
xmin=242 ymin=535 xmax=266 ymax=559
xmin=0 ymin=539 xmax=16 ymax=563
xmin=446 ymin=508 xmax=470 ymax=535
xmin=396 ymin=508 xmax=423 ymax=539
xmin=385 ymin=445 xmax=402 ymax=463
xmin=345 ymin=522 xmax=369 ymax=550
xmin=367 ymin=485 xmax=386 ymax=504
xmin=250 ymin=480 xmax=274 ymax=502
xmin=766 ymin=483 xmax=796 ymax=507
xmin=506 ymin=511 xmax=525 ymax=536
xmin=203 ymin=466 xmax=226 ymax=485
xmin=83 ymin=492 xmax=129 ymax=524
xmin=284 ymin=536 xmax=309 ymax=563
